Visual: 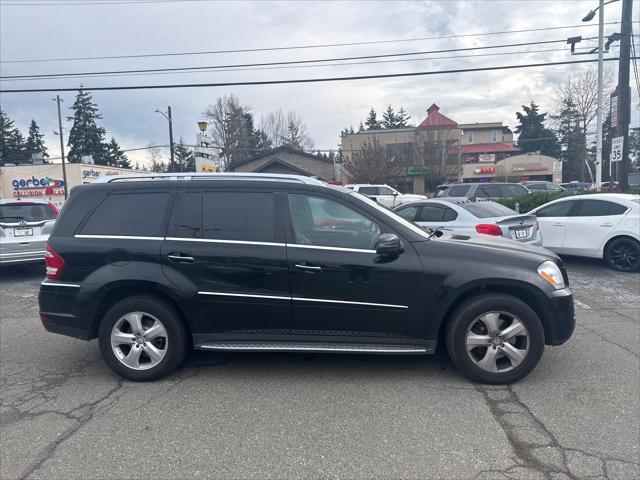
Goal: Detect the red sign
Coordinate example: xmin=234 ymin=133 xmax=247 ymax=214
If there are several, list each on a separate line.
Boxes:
xmin=474 ymin=167 xmax=496 ymax=174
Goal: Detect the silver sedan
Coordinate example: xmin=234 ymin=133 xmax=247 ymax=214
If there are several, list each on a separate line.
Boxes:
xmin=0 ymin=198 xmax=58 ymax=265
xmin=393 ymin=198 xmax=542 ymax=245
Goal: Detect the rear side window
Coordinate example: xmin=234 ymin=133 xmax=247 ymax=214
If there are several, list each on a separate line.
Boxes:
xmin=575 ymin=200 xmax=628 ymax=217
xmin=358 ymin=186 xmax=379 ymax=196
xmin=447 ymin=185 xmax=470 ymax=197
xmin=203 ymin=192 xmax=273 ymax=242
xmin=396 ymin=206 xmax=418 ymax=221
xmin=80 ymin=192 xmax=170 ymax=236
xmin=416 ymin=205 xmax=445 ymax=222
xmin=0 ymin=202 xmax=57 ymax=222
xmin=174 ymin=192 xmax=202 ymax=238
xmin=525 ymin=183 xmax=546 ymax=191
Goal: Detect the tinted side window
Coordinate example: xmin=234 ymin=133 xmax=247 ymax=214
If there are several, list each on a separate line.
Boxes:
xmin=203 ymin=192 xmax=273 ymax=242
xmin=575 ymin=200 xmax=627 ymax=217
xmin=443 ymin=206 xmax=458 ymax=221
xmin=526 ymin=183 xmax=545 ymax=191
xmin=80 ymin=192 xmax=170 ymax=236
xmin=289 ymin=194 xmax=381 ymax=249
xmin=174 ymin=192 xmax=202 ymax=238
xmin=536 ymin=201 xmax=574 ymax=218
xmin=448 ymin=185 xmax=470 ymax=197
xmin=358 ymin=187 xmax=379 ymax=196
xmin=416 ymin=205 xmax=445 ymax=222
xmin=396 ymin=206 xmax=418 ymax=221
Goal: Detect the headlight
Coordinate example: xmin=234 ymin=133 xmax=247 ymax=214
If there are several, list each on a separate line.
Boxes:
xmin=537 ymin=261 xmax=565 ymax=290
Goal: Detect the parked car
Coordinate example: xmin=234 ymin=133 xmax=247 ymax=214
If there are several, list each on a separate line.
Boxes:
xmin=394 ymin=198 xmax=542 ymax=245
xmin=529 ymin=193 xmax=640 ymax=272
xmin=0 ymin=198 xmax=59 ymax=265
xmin=344 ymin=184 xmax=426 ymax=208
xmin=520 ymin=181 xmax=566 ymax=193
xmin=40 ymin=172 xmax=574 ymax=384
xmin=436 ymin=182 xmax=530 ymax=199
xmin=559 ymin=181 xmax=592 ymax=193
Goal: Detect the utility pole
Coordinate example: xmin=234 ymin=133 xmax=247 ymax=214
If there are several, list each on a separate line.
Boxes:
xmin=156 ymin=106 xmax=176 ymax=171
xmin=595 ymin=0 xmax=604 ymax=191
xmin=54 ymin=95 xmax=69 ymax=199
xmin=617 ymin=0 xmax=633 ymax=191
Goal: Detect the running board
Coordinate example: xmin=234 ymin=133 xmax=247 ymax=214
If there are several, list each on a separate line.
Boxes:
xmin=196 ymin=342 xmax=429 ymax=354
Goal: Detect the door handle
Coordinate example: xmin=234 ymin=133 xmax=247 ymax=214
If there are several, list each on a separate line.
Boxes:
xmin=168 ymin=253 xmax=195 ymax=263
xmin=552 ymin=223 xmax=564 ymax=227
xmin=294 ymin=263 xmax=322 ymax=273
xmin=600 ymin=223 xmax=613 ymax=227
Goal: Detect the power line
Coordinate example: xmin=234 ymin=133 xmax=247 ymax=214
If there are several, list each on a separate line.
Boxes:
xmin=1 ymin=22 xmax=628 ymax=64
xmin=0 ymin=37 xmax=598 ymax=80
xmin=2 ymin=47 xmax=594 ymax=82
xmin=631 ymin=27 xmax=640 ymax=100
xmin=0 ymin=0 xmax=213 ymax=6
xmin=0 ymin=57 xmax=626 ymax=94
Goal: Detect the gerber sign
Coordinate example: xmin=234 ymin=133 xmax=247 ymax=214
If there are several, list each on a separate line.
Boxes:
xmin=12 ymin=176 xmax=65 ymax=191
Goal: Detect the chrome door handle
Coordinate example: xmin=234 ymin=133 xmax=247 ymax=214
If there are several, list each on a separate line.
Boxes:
xmin=294 ymin=263 xmax=322 ymax=273
xmin=600 ymin=223 xmax=613 ymax=227
xmin=552 ymin=223 xmax=564 ymax=227
xmin=168 ymin=254 xmax=195 ymax=263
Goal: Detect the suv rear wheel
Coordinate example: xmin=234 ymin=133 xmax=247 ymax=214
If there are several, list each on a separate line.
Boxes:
xmin=445 ymin=293 xmax=545 ymax=384
xmin=98 ymin=296 xmax=188 ymax=381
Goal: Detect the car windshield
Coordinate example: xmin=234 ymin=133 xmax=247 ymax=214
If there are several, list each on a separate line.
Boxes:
xmin=0 ymin=203 xmax=57 ymax=222
xmin=348 ymin=192 xmax=431 ymax=239
xmin=457 ymin=201 xmax=517 ymax=218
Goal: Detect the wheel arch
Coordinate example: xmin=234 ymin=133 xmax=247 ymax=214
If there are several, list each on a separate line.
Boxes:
xmin=88 ymin=280 xmax=195 ymax=340
xmin=436 ymin=282 xmax=554 ymax=349
xmin=603 ymin=234 xmax=640 ymax=255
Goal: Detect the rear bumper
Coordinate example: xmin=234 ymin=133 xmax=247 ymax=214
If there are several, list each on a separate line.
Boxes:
xmin=0 ymin=249 xmax=46 ymax=264
xmin=0 ymin=238 xmax=47 ymax=264
xmin=541 ymin=287 xmax=575 ymax=346
xmin=38 ymin=281 xmax=97 ymax=340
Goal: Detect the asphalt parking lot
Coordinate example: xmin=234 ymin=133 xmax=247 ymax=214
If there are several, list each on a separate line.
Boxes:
xmin=1 ymin=258 xmax=638 ymax=480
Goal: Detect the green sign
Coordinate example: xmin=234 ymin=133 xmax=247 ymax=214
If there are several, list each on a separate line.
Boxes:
xmin=407 ymin=165 xmax=430 ymax=176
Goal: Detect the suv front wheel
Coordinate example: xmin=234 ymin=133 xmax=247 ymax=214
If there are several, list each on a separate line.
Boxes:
xmin=98 ymin=296 xmax=188 ymax=381
xmin=445 ymin=293 xmax=545 ymax=384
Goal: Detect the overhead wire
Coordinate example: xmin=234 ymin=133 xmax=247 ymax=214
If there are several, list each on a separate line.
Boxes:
xmin=0 ymin=22 xmax=630 ymax=64
xmin=0 ymin=57 xmax=627 ymax=94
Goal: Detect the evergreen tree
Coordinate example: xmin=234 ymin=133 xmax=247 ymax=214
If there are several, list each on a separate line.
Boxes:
xmin=67 ymin=89 xmax=107 ymax=164
xmin=396 ymin=107 xmax=413 ymax=127
xmin=24 ymin=120 xmax=49 ymax=161
xmin=105 ymin=137 xmax=130 ymax=168
xmin=515 ymin=102 xmax=559 ymax=157
xmin=382 ymin=105 xmax=397 ymax=129
xmin=358 ymin=122 xmax=365 ymax=132
xmin=553 ymin=98 xmax=585 ymax=182
xmin=172 ymin=138 xmax=195 ymax=172
xmin=364 ymin=108 xmax=382 ymax=130
xmin=0 ymin=109 xmax=26 ymax=165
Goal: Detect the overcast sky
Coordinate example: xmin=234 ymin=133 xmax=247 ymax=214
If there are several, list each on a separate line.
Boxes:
xmin=1 ymin=0 xmax=638 ymax=166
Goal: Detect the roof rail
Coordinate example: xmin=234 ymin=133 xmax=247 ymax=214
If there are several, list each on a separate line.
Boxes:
xmin=92 ymin=172 xmax=326 ymax=186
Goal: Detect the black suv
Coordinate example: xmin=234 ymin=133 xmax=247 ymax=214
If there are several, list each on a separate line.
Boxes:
xmin=39 ymin=173 xmax=574 ymax=384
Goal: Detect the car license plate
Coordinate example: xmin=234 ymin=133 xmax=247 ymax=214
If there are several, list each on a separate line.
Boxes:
xmin=514 ymin=228 xmax=528 ymax=239
xmin=14 ymin=227 xmax=33 ymax=237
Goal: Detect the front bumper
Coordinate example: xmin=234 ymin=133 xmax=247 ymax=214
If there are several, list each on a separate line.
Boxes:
xmin=542 ymin=287 xmax=575 ymax=346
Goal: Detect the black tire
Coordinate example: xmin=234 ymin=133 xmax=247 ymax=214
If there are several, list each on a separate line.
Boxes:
xmin=445 ymin=293 xmax=545 ymax=385
xmin=98 ymin=295 xmax=188 ymax=381
xmin=604 ymin=237 xmax=640 ymax=272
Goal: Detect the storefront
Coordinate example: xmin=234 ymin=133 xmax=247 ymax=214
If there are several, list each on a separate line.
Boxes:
xmin=458 ymin=153 xmax=562 ymax=184
xmin=0 ymin=163 xmax=136 ymax=204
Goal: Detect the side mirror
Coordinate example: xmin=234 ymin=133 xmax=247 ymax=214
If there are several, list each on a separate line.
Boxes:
xmin=392 ymin=191 xmax=399 ymax=196
xmin=375 ymin=233 xmax=404 ymax=256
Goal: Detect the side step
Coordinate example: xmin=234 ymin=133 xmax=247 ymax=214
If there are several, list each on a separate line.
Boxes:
xmin=197 ymin=342 xmax=429 ymax=354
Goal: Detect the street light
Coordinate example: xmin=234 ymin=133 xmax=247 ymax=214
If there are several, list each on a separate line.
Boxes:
xmin=197 ymin=120 xmax=208 ymax=133
xmin=582 ymin=0 xmax=618 ymax=21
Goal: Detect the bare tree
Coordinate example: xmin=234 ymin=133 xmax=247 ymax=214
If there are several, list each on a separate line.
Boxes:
xmin=147 ymin=143 xmax=166 ymax=172
xmin=412 ymin=128 xmax=461 ymax=190
xmin=555 ymin=69 xmax=614 ymax=181
xmin=259 ymin=109 xmax=314 ymax=151
xmin=343 ymin=138 xmax=405 ymax=183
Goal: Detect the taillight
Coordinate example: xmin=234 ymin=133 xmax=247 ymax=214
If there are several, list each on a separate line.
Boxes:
xmin=44 ymin=243 xmax=65 ymax=279
xmin=475 ymin=224 xmax=503 ymax=236
xmin=48 ymin=201 xmax=59 ymax=216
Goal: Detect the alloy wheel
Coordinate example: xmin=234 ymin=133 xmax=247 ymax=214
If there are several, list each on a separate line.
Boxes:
xmin=465 ymin=311 xmax=529 ymax=373
xmin=110 ymin=312 xmax=168 ymax=371
xmin=607 ymin=239 xmax=640 ymax=271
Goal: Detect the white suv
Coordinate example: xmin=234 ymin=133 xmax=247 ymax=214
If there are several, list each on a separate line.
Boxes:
xmin=345 ymin=184 xmax=427 ymax=208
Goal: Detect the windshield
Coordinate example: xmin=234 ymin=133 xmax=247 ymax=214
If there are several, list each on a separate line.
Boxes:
xmin=457 ymin=201 xmax=517 ymax=218
xmin=348 ymin=192 xmax=431 ymax=239
xmin=0 ymin=203 xmax=57 ymax=222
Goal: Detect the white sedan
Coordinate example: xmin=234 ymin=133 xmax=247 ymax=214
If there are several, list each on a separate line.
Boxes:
xmin=344 ymin=184 xmax=427 ymax=208
xmin=529 ymin=193 xmax=640 ymax=271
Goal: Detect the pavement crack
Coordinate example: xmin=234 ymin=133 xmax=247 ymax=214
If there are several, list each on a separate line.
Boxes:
xmin=18 ymin=378 xmax=125 ymax=480
xmin=576 ymin=323 xmax=640 ymax=359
